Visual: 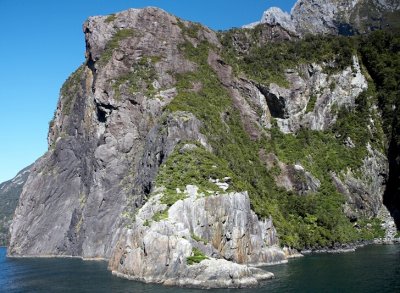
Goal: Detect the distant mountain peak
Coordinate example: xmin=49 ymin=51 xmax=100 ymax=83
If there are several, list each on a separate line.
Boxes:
xmin=244 ymin=0 xmax=400 ymax=35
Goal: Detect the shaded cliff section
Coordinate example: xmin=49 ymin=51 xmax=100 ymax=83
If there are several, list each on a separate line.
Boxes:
xmin=359 ymin=31 xmax=400 ymax=229
xmin=0 ymin=165 xmax=32 ymax=246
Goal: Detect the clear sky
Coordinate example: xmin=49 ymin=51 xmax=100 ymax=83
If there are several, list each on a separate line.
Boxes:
xmin=0 ymin=0 xmax=297 ymax=183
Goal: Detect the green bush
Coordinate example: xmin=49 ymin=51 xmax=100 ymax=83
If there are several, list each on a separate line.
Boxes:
xmin=60 ymin=65 xmax=85 ymax=115
xmin=156 ymin=142 xmax=241 ymax=197
xmin=191 ymin=233 xmax=208 ymax=245
xmin=105 ymin=14 xmax=117 ymax=23
xmin=187 ymin=248 xmax=208 ymax=265
xmin=112 ymin=56 xmax=158 ymax=99
xmin=152 ymin=209 xmax=169 ymax=222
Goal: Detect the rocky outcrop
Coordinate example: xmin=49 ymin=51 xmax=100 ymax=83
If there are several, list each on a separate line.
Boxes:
xmin=257 ymin=55 xmax=389 ymax=223
xmin=247 ymin=0 xmax=400 ymax=36
xmin=109 ymin=185 xmax=284 ymax=288
xmin=259 ymin=56 xmax=367 ymax=133
xmin=261 ymin=152 xmax=320 ymax=195
xmin=258 ymin=7 xmax=298 ymax=34
xmin=229 ymin=22 xmax=295 ymax=55
xmin=331 ymin=143 xmax=388 ymax=220
xmin=0 ymin=165 xmax=31 ymax=246
xmin=376 ymin=206 xmax=399 ymax=243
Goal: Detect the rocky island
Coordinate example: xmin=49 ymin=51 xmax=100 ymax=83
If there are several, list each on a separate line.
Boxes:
xmin=2 ymin=0 xmax=400 ymax=289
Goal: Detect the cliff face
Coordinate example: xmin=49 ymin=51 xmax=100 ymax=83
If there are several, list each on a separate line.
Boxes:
xmin=9 ymin=8 xmax=212 ymax=258
xmin=249 ymin=0 xmax=400 ymax=35
xmin=0 ymin=165 xmax=31 ymax=246
xmin=7 ymin=4 xmax=400 ymax=288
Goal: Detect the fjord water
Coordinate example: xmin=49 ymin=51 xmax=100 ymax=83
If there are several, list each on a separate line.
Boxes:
xmin=1 ymin=245 xmax=399 ymax=293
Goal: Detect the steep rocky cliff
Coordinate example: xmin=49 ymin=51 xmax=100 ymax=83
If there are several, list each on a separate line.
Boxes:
xmin=0 ymin=165 xmax=31 ymax=246
xmin=7 ymin=3 xmax=400 ymax=288
xmin=248 ymin=0 xmax=400 ymax=35
xmin=9 ymin=8 xmax=216 ymax=259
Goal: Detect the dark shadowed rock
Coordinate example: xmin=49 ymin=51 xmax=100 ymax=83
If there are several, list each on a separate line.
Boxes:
xmin=0 ymin=165 xmax=32 ymax=246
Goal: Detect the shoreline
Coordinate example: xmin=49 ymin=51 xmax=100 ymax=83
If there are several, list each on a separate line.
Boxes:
xmin=3 ymin=239 xmax=400 ymax=262
xmin=5 ymin=252 xmax=107 ymax=262
xmin=250 ymin=259 xmax=289 ymax=267
xmin=3 ymin=238 xmax=400 ymax=260
xmin=299 ymin=238 xmax=400 ymax=256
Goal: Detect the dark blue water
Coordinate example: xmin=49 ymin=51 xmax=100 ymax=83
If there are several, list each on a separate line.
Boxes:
xmin=1 ymin=245 xmax=399 ymax=292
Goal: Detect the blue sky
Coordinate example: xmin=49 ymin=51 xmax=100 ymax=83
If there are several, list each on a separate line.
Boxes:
xmin=0 ymin=0 xmax=296 ymax=183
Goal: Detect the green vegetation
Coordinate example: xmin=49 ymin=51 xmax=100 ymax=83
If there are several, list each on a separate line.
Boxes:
xmin=359 ymin=31 xmax=400 ymax=212
xmin=153 ymin=26 xmax=393 ymax=249
xmin=0 ymin=167 xmax=31 ymax=246
xmin=359 ymin=31 xmax=400 ymax=148
xmin=259 ymin=79 xmax=385 ymax=248
xmin=159 ymin=191 xmax=187 ymax=207
xmin=349 ymin=1 xmax=400 ymax=34
xmin=268 ymin=92 xmax=377 ymax=179
xmin=176 ymin=19 xmax=202 ymax=39
xmin=357 ymin=218 xmax=385 ymax=240
xmin=156 ymin=142 xmax=241 ymax=197
xmin=191 ymin=233 xmax=208 ymax=245
xmin=79 ymin=192 xmax=87 ymax=208
xmin=305 ymin=95 xmax=317 ymax=113
xmin=105 ymin=14 xmax=117 ymax=23
xmin=187 ymin=248 xmax=208 ymax=265
xmin=60 ymin=65 xmax=85 ymax=115
xmin=112 ymin=56 xmax=158 ymax=99
xmin=98 ymin=28 xmax=136 ymax=66
xmin=152 ymin=209 xmax=169 ymax=222
xmin=219 ymin=32 xmax=357 ymax=87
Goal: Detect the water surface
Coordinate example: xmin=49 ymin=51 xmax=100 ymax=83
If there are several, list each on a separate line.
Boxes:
xmin=1 ymin=245 xmax=399 ymax=292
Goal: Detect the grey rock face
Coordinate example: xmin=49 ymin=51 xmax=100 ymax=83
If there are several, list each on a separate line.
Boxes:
xmin=331 ymin=143 xmax=388 ymax=220
xmin=235 ymin=23 xmax=295 ymax=55
xmin=261 ymin=7 xmax=298 ymax=34
xmin=109 ymin=186 xmax=283 ymax=288
xmin=9 ymin=8 xmax=212 ymax=258
xmin=250 ymin=0 xmax=400 ymax=36
xmin=0 ymin=165 xmax=32 ymax=246
xmin=377 ymin=205 xmax=399 ymax=242
xmin=291 ymin=0 xmax=352 ymax=35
